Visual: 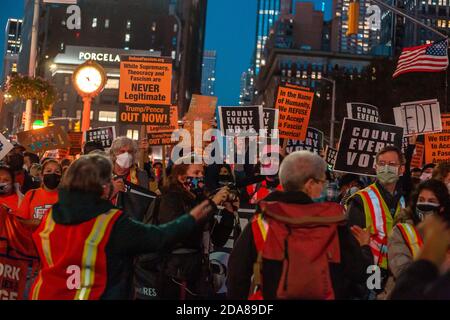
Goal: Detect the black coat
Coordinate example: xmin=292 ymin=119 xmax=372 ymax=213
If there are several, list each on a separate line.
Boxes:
xmin=226 ymin=190 xmax=372 ymax=300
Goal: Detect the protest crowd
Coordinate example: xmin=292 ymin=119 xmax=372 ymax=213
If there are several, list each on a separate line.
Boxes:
xmin=0 ymin=121 xmax=450 ymax=300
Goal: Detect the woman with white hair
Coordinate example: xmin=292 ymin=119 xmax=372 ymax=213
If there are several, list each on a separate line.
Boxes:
xmin=109 ymin=137 xmax=150 ymax=216
xmin=227 ymin=151 xmax=372 ymax=300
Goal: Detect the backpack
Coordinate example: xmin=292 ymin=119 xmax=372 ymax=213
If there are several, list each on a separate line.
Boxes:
xmin=253 ymin=201 xmax=346 ymax=300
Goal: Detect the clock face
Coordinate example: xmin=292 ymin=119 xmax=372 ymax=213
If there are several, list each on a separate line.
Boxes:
xmin=74 ymin=66 xmax=104 ymax=95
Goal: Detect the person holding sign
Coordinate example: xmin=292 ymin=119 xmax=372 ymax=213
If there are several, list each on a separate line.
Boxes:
xmin=388 ymin=180 xmax=450 ymax=288
xmin=0 ymin=166 xmax=20 ymax=213
xmin=16 ymin=159 xmax=62 ymax=221
xmin=347 ymin=146 xmax=407 ymax=299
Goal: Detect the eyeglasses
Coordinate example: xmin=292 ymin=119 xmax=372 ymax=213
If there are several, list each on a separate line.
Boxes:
xmin=377 ymin=161 xmax=401 ymax=167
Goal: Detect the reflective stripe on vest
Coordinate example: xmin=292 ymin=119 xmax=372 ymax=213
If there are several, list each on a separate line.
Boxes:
xmin=31 ymin=208 xmax=121 ymax=300
xmin=251 ymin=214 xmax=268 ymax=253
xmin=356 ymin=184 xmax=405 ymax=269
xmin=397 ymin=223 xmax=424 ymax=259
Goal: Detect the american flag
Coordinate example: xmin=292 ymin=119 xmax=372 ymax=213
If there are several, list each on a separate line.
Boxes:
xmin=393 ymin=39 xmax=449 ymax=78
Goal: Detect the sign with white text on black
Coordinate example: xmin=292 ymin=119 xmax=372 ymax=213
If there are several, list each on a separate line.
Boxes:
xmin=218 ymin=106 xmax=263 ymax=136
xmin=263 ymin=108 xmax=279 ymax=138
xmin=333 ymin=118 xmax=404 ymax=176
xmin=347 ymin=103 xmax=380 ymax=122
xmin=286 ymin=128 xmax=324 ymax=155
xmin=84 ymin=126 xmax=116 ymax=149
xmin=325 ymin=146 xmax=338 ymax=166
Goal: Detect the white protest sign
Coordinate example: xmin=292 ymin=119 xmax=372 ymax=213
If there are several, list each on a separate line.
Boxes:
xmin=394 ymin=99 xmax=442 ymax=136
xmin=0 ymin=134 xmax=14 ymax=161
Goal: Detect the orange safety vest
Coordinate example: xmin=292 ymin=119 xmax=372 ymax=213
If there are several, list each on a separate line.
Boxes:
xmin=249 ymin=214 xmax=268 ymax=300
xmin=351 ymin=184 xmax=406 ymax=270
xmin=30 ymin=208 xmax=122 ymax=300
xmin=396 ymin=223 xmax=423 ymax=259
xmin=247 ymin=181 xmax=283 ymax=204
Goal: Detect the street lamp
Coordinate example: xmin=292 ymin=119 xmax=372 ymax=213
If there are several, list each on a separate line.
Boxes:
xmin=317 ymin=76 xmax=337 ymax=147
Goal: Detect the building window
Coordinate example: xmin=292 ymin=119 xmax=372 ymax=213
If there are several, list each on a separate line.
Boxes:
xmin=60 ymin=42 xmax=64 ymax=51
xmin=127 ymin=130 xmax=139 ymax=140
xmin=90 ymin=110 xmax=94 ymax=120
xmin=76 ymin=110 xmax=82 ymax=119
xmin=63 ymin=93 xmax=68 ymax=102
xmin=99 ymin=111 xmax=117 ymax=122
xmin=126 ymin=20 xmax=131 ymax=29
xmin=92 ymin=18 xmax=98 ymax=28
xmin=125 ymin=34 xmax=130 ymax=42
xmin=105 ymin=19 xmax=110 ymax=28
xmin=152 ymin=22 xmax=157 ymax=32
xmin=64 ymin=77 xmax=70 ymax=85
xmin=61 ymin=109 xmax=67 ymax=117
xmin=174 ymin=24 xmax=178 ymax=32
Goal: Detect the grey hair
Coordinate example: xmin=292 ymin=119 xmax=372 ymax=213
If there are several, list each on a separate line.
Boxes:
xmin=109 ymin=136 xmax=138 ymax=163
xmin=279 ymin=151 xmax=327 ymax=192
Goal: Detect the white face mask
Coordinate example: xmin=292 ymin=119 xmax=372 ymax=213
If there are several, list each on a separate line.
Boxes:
xmin=420 ymin=172 xmax=433 ymax=181
xmin=116 ymin=152 xmax=133 ymax=169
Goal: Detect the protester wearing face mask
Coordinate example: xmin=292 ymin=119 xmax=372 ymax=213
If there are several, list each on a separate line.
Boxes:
xmin=420 ymin=163 xmax=435 ymax=182
xmin=432 ymin=162 xmax=450 ymax=194
xmin=4 ymin=146 xmax=40 ymax=194
xmin=346 ymin=146 xmax=407 ymax=298
xmin=30 ymin=154 xmax=215 ymax=300
xmin=16 ymin=159 xmax=62 ymax=221
xmin=0 ymin=166 xmax=19 ymax=213
xmin=109 ymin=137 xmax=150 ymax=203
xmin=387 ymin=179 xmax=450 ymax=290
xmin=135 ymin=154 xmax=235 ymax=300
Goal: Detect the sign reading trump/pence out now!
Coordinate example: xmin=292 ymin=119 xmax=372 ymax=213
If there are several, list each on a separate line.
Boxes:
xmin=119 ymin=105 xmax=171 ymax=125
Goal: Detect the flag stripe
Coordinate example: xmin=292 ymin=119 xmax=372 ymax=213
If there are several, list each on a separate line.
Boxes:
xmin=393 ymin=40 xmax=448 ymax=78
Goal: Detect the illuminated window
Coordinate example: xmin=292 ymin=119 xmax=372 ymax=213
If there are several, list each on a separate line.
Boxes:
xmin=105 ymin=19 xmax=110 ymax=28
xmin=125 ymin=34 xmax=130 ymax=42
xmin=126 ymin=20 xmax=131 ymax=29
xmin=99 ymin=111 xmax=117 ymax=123
xmin=152 ymin=22 xmax=157 ymax=32
xmin=127 ymin=130 xmax=139 ymax=140
xmin=92 ymin=18 xmax=97 ymax=28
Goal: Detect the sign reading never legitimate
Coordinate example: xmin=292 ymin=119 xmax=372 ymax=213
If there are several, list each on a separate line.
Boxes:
xmin=218 ymin=106 xmax=263 ymax=136
xmin=334 ymin=118 xmax=404 ymax=176
xmin=286 ymin=128 xmax=324 ymax=154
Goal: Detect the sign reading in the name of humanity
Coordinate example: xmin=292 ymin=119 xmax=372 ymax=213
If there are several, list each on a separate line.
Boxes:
xmin=85 ymin=126 xmax=116 ymax=149
xmin=0 ymin=133 xmax=14 ymax=161
xmin=286 ymin=127 xmax=324 ymax=155
xmin=275 ymin=84 xmax=314 ymax=141
xmin=410 ymin=142 xmax=425 ymax=169
xmin=263 ymin=108 xmax=279 ymax=138
xmin=334 ymin=118 xmax=404 ymax=176
xmin=148 ymin=132 xmax=176 ymax=146
xmin=325 ymin=146 xmax=338 ymax=166
xmin=118 ymin=104 xmax=171 ymax=125
xmin=17 ymin=126 xmax=70 ymax=154
xmin=425 ymin=114 xmax=450 ymax=164
xmin=119 ymin=56 xmax=172 ymax=106
xmin=218 ymin=106 xmax=263 ymax=136
xmin=394 ymin=99 xmax=442 ymax=136
xmin=347 ymin=103 xmax=380 ymax=122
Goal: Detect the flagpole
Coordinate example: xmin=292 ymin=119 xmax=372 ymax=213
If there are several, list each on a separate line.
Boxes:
xmin=446 ymin=68 xmax=448 ymax=113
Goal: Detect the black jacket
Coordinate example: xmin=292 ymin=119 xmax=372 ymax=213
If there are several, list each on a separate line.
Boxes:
xmin=226 ymin=191 xmax=372 ymax=300
xmin=390 ymin=260 xmax=450 ymax=300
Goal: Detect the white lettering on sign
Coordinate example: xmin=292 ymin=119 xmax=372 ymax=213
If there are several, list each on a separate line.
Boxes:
xmin=79 ymin=52 xmax=121 ymax=63
xmin=66 ymin=5 xmax=81 ymax=30
xmin=0 ymin=263 xmax=20 ymax=281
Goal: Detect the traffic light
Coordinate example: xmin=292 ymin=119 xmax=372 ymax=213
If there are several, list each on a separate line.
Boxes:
xmin=74 ymin=120 xmax=81 ymax=132
xmin=346 ymin=0 xmax=360 ymax=36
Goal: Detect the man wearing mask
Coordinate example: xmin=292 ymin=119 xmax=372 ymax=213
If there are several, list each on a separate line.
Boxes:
xmin=4 ymin=145 xmax=39 ymax=195
xmin=420 ymin=164 xmax=435 ymax=182
xmin=346 ymin=146 xmax=407 ymax=298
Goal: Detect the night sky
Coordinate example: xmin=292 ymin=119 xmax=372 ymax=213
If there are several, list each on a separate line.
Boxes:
xmin=0 ymin=0 xmax=332 ymax=103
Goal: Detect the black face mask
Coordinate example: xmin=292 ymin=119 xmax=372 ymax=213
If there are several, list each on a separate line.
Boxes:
xmin=7 ymin=154 xmax=24 ymax=171
xmin=43 ymin=174 xmax=61 ymax=190
xmin=218 ymin=174 xmax=234 ymax=186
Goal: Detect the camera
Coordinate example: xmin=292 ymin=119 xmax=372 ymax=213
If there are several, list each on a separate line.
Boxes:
xmin=217 ymin=181 xmax=240 ymax=203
